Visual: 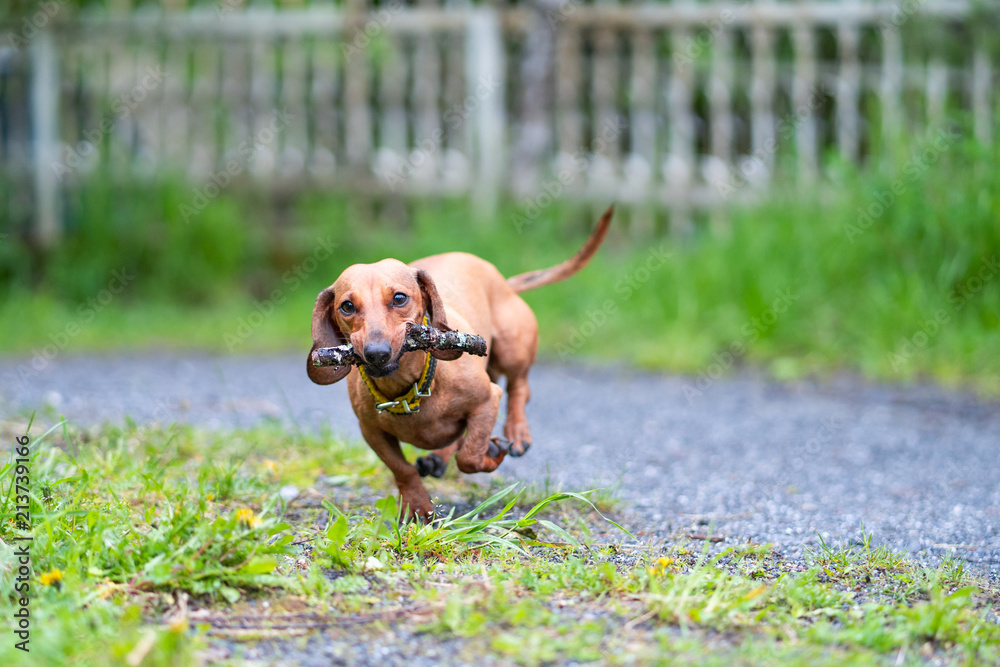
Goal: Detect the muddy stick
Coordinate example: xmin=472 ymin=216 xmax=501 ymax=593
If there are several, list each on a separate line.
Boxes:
xmin=310 ymin=323 xmax=487 ymax=368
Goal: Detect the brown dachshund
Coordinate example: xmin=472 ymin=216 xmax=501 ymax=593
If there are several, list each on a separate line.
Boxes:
xmin=307 ymin=207 xmax=613 ymax=519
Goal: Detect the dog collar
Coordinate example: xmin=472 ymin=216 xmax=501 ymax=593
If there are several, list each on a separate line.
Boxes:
xmin=358 ymin=317 xmax=436 ymax=415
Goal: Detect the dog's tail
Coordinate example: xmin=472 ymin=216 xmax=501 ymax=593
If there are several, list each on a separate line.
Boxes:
xmin=506 ymin=205 xmax=614 ymax=294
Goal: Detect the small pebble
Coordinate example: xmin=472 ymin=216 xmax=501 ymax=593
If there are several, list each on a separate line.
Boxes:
xmin=43 ymin=390 xmax=63 ymax=409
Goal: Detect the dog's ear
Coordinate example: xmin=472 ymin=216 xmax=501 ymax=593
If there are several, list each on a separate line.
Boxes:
xmin=415 ymin=270 xmax=463 ymax=361
xmin=307 ymin=287 xmax=352 ymax=385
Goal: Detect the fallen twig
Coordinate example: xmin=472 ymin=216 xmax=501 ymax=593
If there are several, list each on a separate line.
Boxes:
xmin=310 ymin=322 xmax=487 ymax=367
xmin=623 ymin=608 xmax=658 ymax=631
xmin=190 ymin=603 xmax=442 ymax=633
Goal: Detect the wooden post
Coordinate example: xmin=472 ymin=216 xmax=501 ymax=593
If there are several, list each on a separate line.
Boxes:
xmin=792 ymin=23 xmax=818 ymax=178
xmin=281 ymin=36 xmax=309 ymax=180
xmin=30 ymin=30 xmax=61 ymax=247
xmin=413 ymin=0 xmax=442 ymax=182
xmin=926 ymin=58 xmax=947 ymax=129
xmin=344 ymin=0 xmax=372 ymax=168
xmin=750 ymin=25 xmax=776 ymax=176
xmin=668 ymin=27 xmax=696 ymax=234
xmin=592 ymin=2 xmax=619 ymax=166
xmin=555 ymin=17 xmax=582 ymax=167
xmin=466 ymin=7 xmax=504 ymax=221
xmin=709 ymin=27 xmax=733 ymax=167
xmin=630 ymin=28 xmax=656 ymax=235
xmin=511 ymin=0 xmax=554 ymax=198
xmin=444 ymin=26 xmax=466 ymax=171
xmin=381 ymin=35 xmax=408 ymax=158
xmin=836 ymin=23 xmax=860 ymax=163
xmin=706 ymin=26 xmax=733 ymax=234
xmin=972 ymin=42 xmax=992 ymax=146
xmin=880 ymin=26 xmax=903 ymax=156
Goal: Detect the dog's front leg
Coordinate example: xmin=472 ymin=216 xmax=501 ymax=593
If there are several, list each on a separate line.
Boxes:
xmin=455 ymin=383 xmax=507 ymax=474
xmin=359 ymin=423 xmax=434 ymax=520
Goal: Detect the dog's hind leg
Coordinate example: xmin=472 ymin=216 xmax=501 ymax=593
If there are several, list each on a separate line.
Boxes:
xmin=488 ymin=297 xmax=537 ymax=457
xmin=501 ymin=369 xmax=533 ymax=457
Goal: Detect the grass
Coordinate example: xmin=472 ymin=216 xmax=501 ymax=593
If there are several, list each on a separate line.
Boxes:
xmin=2 ymin=121 xmax=1000 ymax=393
xmin=1 ymin=417 xmax=997 ymax=666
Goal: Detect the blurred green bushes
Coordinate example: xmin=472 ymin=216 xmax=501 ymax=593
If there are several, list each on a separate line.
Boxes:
xmin=2 ymin=178 xmax=256 ymax=303
xmin=1 ymin=121 xmax=998 ymax=392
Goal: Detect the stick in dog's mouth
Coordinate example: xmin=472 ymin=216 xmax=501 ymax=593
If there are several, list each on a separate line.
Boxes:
xmin=310 ymin=322 xmax=487 ymax=368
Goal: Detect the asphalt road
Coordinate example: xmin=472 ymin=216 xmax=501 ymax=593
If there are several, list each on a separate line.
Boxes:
xmin=2 ymin=353 xmax=998 ymax=572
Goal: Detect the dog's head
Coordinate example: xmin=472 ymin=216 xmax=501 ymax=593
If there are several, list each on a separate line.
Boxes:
xmin=306 ymin=260 xmax=461 ymax=385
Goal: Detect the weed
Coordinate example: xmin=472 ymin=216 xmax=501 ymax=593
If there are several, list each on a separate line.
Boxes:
xmin=1 ymin=420 xmax=997 ymax=666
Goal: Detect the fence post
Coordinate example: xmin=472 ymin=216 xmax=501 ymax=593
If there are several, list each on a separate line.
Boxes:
xmin=465 ymin=7 xmax=504 ymax=222
xmin=510 ymin=0 xmax=555 ymax=199
xmin=30 ymin=30 xmax=61 ymax=247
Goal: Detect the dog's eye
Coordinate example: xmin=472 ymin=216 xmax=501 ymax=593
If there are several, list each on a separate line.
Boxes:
xmin=339 ymin=300 xmax=355 ymax=315
xmin=392 ymin=292 xmax=408 ymax=307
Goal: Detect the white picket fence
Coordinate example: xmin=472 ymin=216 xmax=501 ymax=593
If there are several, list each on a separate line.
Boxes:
xmin=1 ymin=0 xmax=996 ymax=243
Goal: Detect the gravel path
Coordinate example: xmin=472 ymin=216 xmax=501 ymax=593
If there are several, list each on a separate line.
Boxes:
xmin=2 ymin=353 xmax=998 ymax=572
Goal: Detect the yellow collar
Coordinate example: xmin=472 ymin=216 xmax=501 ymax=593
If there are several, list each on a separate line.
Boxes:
xmin=358 ymin=318 xmax=436 ymax=415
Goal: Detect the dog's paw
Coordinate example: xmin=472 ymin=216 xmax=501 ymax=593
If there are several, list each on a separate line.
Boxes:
xmin=503 ymin=421 xmax=533 ymax=457
xmin=416 ymin=453 xmax=448 ymax=478
xmin=456 ymin=438 xmax=509 ymax=474
xmin=398 ymin=489 xmax=435 ymax=523
xmin=401 ymin=502 xmax=435 ymax=523
xmin=487 ymin=436 xmax=511 ymax=460
xmin=509 ymin=440 xmax=531 ymax=457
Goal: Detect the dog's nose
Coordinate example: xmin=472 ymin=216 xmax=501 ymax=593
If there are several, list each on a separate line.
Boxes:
xmin=363 ymin=341 xmax=392 ymax=366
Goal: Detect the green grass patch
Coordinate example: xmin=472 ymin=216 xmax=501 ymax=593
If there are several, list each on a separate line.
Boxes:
xmin=1 ymin=419 xmax=997 ymax=666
